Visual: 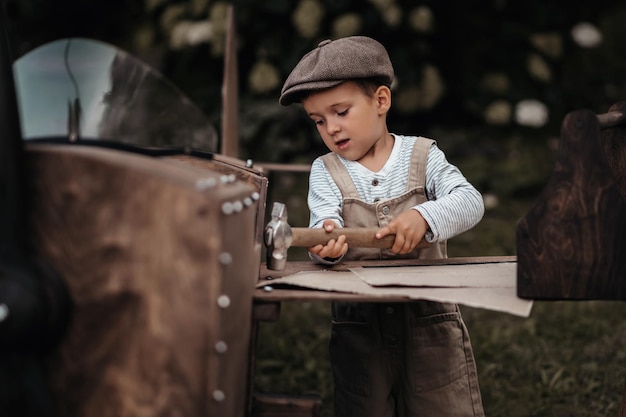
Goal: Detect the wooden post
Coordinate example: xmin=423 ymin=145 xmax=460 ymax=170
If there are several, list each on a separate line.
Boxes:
xmin=221 ymin=3 xmax=239 ymax=158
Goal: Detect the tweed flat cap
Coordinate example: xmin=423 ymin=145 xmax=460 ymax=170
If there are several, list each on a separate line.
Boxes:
xmin=279 ymin=36 xmax=394 ymax=106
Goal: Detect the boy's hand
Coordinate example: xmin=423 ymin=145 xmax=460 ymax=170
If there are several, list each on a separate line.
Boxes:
xmin=307 ymin=220 xmax=349 ymax=260
xmin=376 ymin=209 xmax=429 ymax=254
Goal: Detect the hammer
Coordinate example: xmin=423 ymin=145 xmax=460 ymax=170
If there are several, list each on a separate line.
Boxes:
xmin=264 ymin=202 xmax=430 ymax=270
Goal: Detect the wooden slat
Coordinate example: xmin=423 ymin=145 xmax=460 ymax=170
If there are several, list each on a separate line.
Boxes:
xmin=221 ymin=4 xmax=239 ymax=157
xmin=255 ymin=256 xmax=516 ymax=302
xmin=259 ymin=256 xmax=516 ymax=279
xmin=253 ymin=393 xmax=321 ymax=417
xmin=255 ymin=162 xmax=312 ymax=173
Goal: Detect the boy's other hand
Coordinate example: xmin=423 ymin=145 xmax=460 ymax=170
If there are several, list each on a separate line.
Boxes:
xmin=307 ymin=219 xmax=349 ymax=259
xmin=376 ymin=209 xmax=428 ymax=254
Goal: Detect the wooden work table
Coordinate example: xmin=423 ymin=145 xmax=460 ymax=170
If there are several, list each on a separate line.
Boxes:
xmin=254 ymin=256 xmax=517 ymax=306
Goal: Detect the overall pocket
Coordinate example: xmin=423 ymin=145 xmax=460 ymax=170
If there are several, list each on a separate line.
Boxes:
xmin=407 ymin=306 xmax=468 ymax=393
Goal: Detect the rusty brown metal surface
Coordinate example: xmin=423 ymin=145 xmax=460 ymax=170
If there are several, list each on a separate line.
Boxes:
xmin=27 ymin=144 xmax=264 ymax=417
xmin=517 ymin=102 xmax=626 ymax=300
xmin=168 ymin=154 xmax=268 ymax=252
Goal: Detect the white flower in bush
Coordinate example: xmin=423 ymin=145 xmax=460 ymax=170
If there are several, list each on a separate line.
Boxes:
xmin=293 ymin=0 xmax=325 ymax=39
xmin=248 ymin=60 xmax=281 ymax=94
xmin=382 ymin=5 xmax=402 ymax=27
xmin=332 ymin=13 xmax=362 ymax=38
xmin=394 ymin=65 xmax=444 ymax=112
xmin=527 ymin=53 xmax=552 ymax=82
xmin=483 ymin=193 xmax=500 ymax=210
xmin=571 ymin=22 xmax=603 ymax=48
xmin=409 ymin=6 xmax=434 ymax=33
xmin=530 ymin=32 xmax=562 ymax=59
xmin=481 ymin=73 xmax=510 ymax=94
xmin=515 ymin=99 xmax=549 ymax=128
xmin=485 ymin=100 xmax=512 ymax=125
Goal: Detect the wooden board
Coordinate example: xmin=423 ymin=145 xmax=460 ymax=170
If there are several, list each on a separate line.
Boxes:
xmin=517 ymin=102 xmax=626 ymax=299
xmin=27 ymin=144 xmax=262 ymax=417
xmin=255 ymin=256 xmax=517 ymax=303
xmin=252 ymin=393 xmax=321 ymax=417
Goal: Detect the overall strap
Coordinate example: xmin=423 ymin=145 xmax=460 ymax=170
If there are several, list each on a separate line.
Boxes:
xmin=407 ymin=137 xmax=435 ymax=191
xmin=320 ymin=153 xmax=360 ymax=199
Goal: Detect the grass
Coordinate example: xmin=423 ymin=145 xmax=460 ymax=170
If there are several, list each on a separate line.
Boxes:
xmin=255 ymin=301 xmax=626 ymax=417
xmin=463 ymin=301 xmax=626 ymax=417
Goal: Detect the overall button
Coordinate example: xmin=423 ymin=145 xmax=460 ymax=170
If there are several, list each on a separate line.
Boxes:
xmin=381 ymin=206 xmax=390 ymax=215
xmin=371 ymin=179 xmax=379 ymax=186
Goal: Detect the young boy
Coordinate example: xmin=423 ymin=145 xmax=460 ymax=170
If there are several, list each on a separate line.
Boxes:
xmin=279 ymin=36 xmax=485 ymax=417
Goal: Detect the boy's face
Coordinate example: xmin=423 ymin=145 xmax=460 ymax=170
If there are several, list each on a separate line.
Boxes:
xmin=302 ymin=81 xmax=391 ymax=162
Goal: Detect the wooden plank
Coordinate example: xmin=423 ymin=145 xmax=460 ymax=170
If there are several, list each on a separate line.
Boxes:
xmin=255 ymin=162 xmax=312 ymax=173
xmin=517 ymin=103 xmax=626 ymax=300
xmin=255 ymin=256 xmax=516 ymax=303
xmin=221 ymin=4 xmax=239 ymax=157
xmin=253 ymin=393 xmax=321 ymax=417
xmin=253 ymin=301 xmax=281 ymax=322
xmin=259 ymin=256 xmax=516 ymax=279
xmin=27 ymin=144 xmax=261 ymax=417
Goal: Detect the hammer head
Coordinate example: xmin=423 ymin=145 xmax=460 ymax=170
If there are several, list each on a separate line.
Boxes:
xmin=264 ymin=202 xmax=293 ymax=270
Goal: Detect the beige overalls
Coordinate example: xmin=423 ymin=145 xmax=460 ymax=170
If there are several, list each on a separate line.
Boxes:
xmin=320 ymin=138 xmax=484 ymax=417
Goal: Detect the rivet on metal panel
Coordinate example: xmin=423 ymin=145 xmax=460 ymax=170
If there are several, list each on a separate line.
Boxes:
xmin=217 ymin=295 xmax=231 ymax=308
xmin=213 ymin=390 xmax=225 ymax=402
xmin=243 ymin=197 xmax=253 ymax=207
xmin=233 ymin=201 xmax=243 ymax=212
xmin=215 ymin=341 xmax=228 ymax=353
xmin=0 ymin=304 xmax=9 ymax=322
xmin=219 ymin=252 xmax=233 ymax=265
xmin=222 ymin=202 xmax=234 ymax=215
xmin=195 ymin=177 xmax=217 ymax=190
xmin=251 ymin=192 xmax=260 ymax=201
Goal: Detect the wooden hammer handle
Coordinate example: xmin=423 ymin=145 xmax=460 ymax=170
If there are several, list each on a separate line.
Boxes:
xmin=291 ymin=227 xmax=431 ymax=249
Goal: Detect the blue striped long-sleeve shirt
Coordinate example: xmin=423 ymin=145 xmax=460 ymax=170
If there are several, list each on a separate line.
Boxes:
xmin=308 ymin=134 xmax=484 ymax=242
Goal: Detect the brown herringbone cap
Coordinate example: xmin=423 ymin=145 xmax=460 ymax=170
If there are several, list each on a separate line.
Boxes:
xmin=279 ymin=36 xmax=393 ymax=106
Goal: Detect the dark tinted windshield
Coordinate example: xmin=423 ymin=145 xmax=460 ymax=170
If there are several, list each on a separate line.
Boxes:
xmin=13 ymin=38 xmax=218 ymax=152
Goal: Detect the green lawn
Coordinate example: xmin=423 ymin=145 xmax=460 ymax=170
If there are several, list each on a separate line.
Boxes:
xmin=255 ymin=300 xmax=626 ymax=417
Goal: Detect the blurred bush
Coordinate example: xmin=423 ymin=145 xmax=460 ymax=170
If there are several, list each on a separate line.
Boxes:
xmin=8 ymin=0 xmax=625 ymax=252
